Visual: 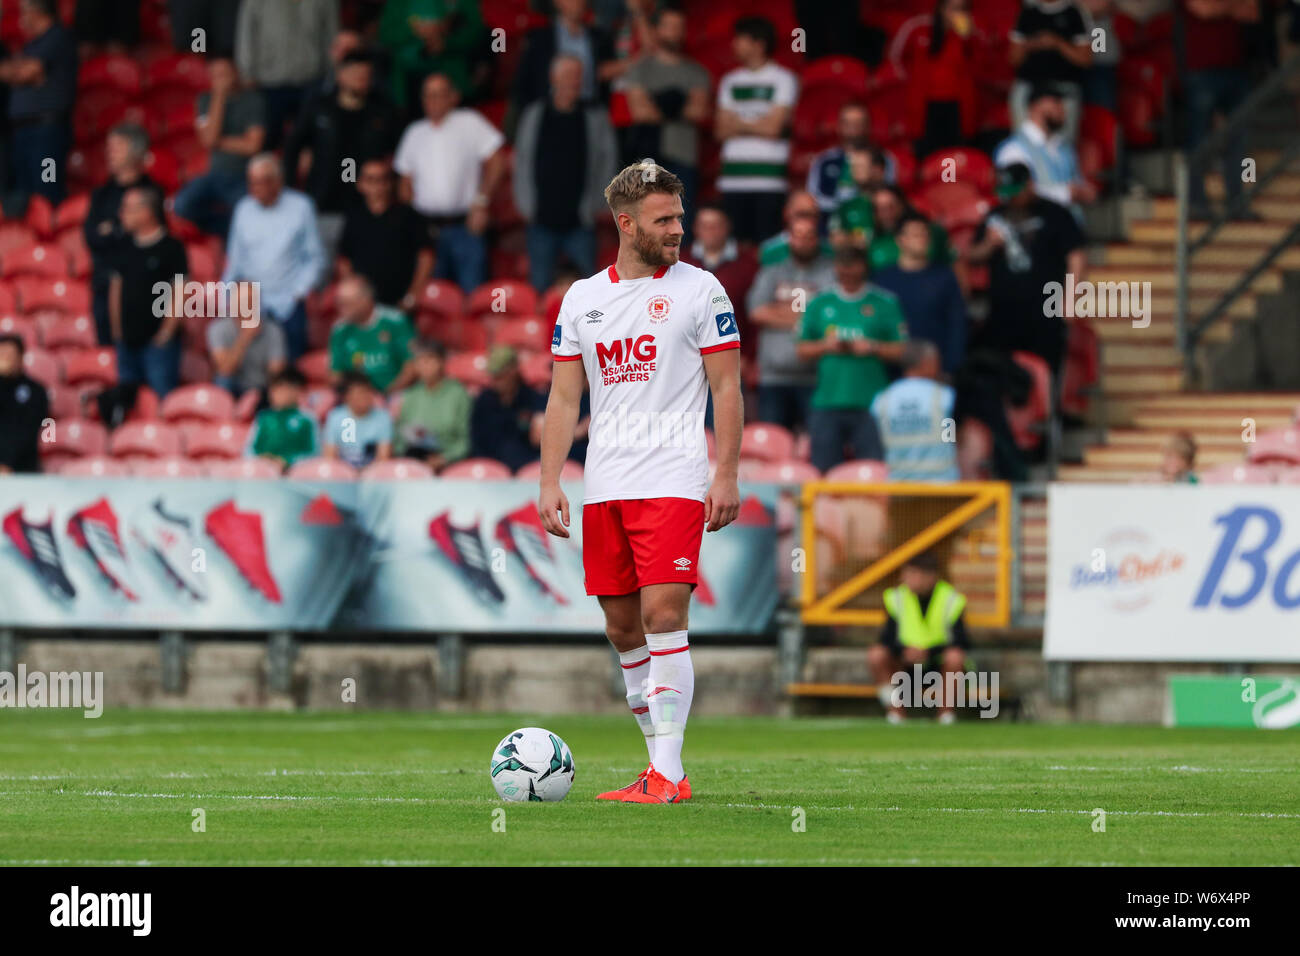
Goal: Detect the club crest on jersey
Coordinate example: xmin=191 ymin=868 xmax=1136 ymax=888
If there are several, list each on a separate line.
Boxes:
xmin=646 ymin=294 xmax=673 ymax=323
xmin=715 ymin=311 xmax=738 ymax=336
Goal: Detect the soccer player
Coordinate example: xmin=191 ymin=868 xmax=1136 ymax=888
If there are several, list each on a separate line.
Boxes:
xmin=538 ymin=160 xmax=743 ymax=804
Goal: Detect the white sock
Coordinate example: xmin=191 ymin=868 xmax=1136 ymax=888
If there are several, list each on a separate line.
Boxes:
xmin=645 ymin=630 xmax=693 ymax=784
xmin=617 ymin=645 xmax=655 ymax=762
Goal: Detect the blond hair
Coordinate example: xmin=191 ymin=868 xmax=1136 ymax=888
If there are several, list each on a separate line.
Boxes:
xmin=603 ymin=159 xmax=684 ymax=215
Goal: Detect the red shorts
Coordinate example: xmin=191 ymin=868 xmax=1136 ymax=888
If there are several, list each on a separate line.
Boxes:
xmin=582 ymin=497 xmax=706 ymax=596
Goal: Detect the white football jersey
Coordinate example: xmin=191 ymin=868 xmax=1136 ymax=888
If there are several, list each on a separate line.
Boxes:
xmin=552 ymin=260 xmax=740 ymax=504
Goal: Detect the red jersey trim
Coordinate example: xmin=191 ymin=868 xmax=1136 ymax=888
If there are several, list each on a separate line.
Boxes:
xmin=700 ymin=341 xmax=741 ymax=355
xmin=552 ymin=353 xmax=583 ymax=362
xmin=607 ymin=263 xmax=670 ymax=282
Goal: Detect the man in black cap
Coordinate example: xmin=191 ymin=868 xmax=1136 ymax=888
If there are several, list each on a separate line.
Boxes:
xmin=993 ymin=82 xmax=1094 ymax=221
xmin=964 ymin=162 xmax=1086 ymax=377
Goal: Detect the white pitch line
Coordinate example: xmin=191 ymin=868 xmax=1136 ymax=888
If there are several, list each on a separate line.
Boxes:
xmin=723 ymin=803 xmax=1300 ymax=820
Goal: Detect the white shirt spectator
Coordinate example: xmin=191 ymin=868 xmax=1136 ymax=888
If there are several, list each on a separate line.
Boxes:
xmin=716 ymin=62 xmax=798 ymax=193
xmin=393 ymin=109 xmax=505 ymax=216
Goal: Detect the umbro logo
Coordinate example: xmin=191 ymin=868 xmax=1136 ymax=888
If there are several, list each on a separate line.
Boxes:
xmin=585 ymin=310 xmax=604 ymax=323
xmin=673 ymin=557 xmax=692 ymax=570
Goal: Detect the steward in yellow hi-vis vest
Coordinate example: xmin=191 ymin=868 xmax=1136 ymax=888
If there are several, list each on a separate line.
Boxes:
xmin=867 ymin=550 xmax=971 ymax=723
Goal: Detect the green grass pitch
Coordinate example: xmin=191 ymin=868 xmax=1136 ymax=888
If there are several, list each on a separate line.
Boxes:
xmin=1 ymin=710 xmax=1297 ymax=866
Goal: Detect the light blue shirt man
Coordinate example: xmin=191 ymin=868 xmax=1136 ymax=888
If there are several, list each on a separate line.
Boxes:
xmin=323 ymin=404 xmax=394 ymax=469
xmin=222 ymin=185 xmax=327 ymax=321
xmin=870 ymin=341 xmax=959 ymax=483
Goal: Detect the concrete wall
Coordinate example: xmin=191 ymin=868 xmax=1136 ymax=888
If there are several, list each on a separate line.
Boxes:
xmin=11 ymin=636 xmax=1300 ymax=724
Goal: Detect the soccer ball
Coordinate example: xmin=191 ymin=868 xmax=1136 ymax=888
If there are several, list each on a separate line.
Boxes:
xmin=489 ymin=727 xmax=576 ymax=802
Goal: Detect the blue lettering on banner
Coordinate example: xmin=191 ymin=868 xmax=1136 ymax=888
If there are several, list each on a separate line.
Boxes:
xmin=1193 ymin=506 xmax=1300 ymax=609
xmin=552 ymin=324 xmax=562 ymax=348
xmin=715 ymin=311 xmax=737 ymax=336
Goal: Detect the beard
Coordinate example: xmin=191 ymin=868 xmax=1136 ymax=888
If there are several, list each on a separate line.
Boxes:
xmin=632 ymin=224 xmax=680 ymax=267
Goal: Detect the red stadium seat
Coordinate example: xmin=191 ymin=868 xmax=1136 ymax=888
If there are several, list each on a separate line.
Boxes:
xmin=180 ymin=349 xmax=213 ymax=385
xmin=16 ymin=276 xmax=91 ymax=314
xmin=1275 ymin=467 xmax=1300 ymax=485
xmin=492 ymin=315 xmax=553 ymax=352
xmin=446 ymin=350 xmax=491 ymax=389
xmin=0 ymin=315 xmax=38 ymax=350
xmin=286 ymin=457 xmax=359 ymax=481
xmin=62 ymin=347 xmax=117 ymax=386
xmin=1079 ymin=105 xmax=1119 ymax=181
xmin=1247 ymin=427 xmax=1300 ymax=466
xmin=130 ymin=456 xmax=205 ymax=478
xmin=73 ymin=88 xmax=130 ymax=144
xmin=23 ymin=195 xmax=55 ymax=239
xmin=110 ymin=421 xmax=182 ymax=459
xmin=161 ymin=383 xmax=235 ymax=423
xmin=825 ymin=459 xmax=890 ymax=482
xmin=205 ymin=457 xmax=284 ymax=479
xmin=467 ymin=279 xmax=537 ymax=317
xmin=78 ymin=53 xmax=143 ymax=95
xmin=361 ymin=458 xmax=436 ymax=481
xmin=297 ymin=350 xmax=331 ymax=384
xmin=919 ymin=147 xmax=995 ymax=194
xmin=515 ymin=460 xmax=584 ymax=481
xmin=418 ymin=315 xmax=491 ymax=352
xmin=300 ymin=386 xmax=338 ymax=423
xmin=145 ymin=53 xmax=209 ymax=92
xmin=417 ymin=279 xmax=466 ymax=319
xmin=182 ymin=422 xmax=251 ymax=460
xmin=61 ymin=238 xmax=91 ymax=279
xmin=1201 ymin=463 xmax=1276 ymax=484
xmin=802 ymin=55 xmax=870 ymax=95
xmin=442 ymin=457 xmax=513 ymax=480
xmin=41 ymin=418 xmax=108 ymax=459
xmin=1007 ymin=351 xmax=1051 ymax=451
xmin=741 ymin=423 xmax=796 ymax=463
xmin=45 ymin=384 xmax=82 ymax=420
xmin=747 ymin=460 xmax=821 ymax=483
xmin=0 ymin=223 xmax=37 ymax=258
xmin=1062 ymin=320 xmax=1100 ymax=419
xmin=519 ymin=351 xmax=554 ymax=390
xmin=59 ymin=455 xmax=131 ymax=477
xmin=54 ymin=194 xmax=91 ymax=233
xmin=233 ymin=388 xmax=261 ymax=422
xmin=185 ymin=241 xmax=221 ymax=282
xmin=1 ymin=241 xmax=69 ymax=278
xmin=885 ymin=142 xmax=917 ymax=189
xmin=912 ymin=180 xmax=991 ymax=231
xmin=37 ymin=312 xmax=96 ymax=351
xmin=23 ymin=348 xmax=61 ymax=386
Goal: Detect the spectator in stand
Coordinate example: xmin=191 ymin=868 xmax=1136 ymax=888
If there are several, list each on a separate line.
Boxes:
xmin=0 ymin=0 xmax=77 ymax=206
xmin=378 ymin=0 xmax=488 ymax=116
xmin=682 ymin=204 xmax=759 ymax=359
xmin=0 ymin=333 xmax=49 ymax=474
xmin=1079 ymin=0 xmax=1120 ymax=110
xmin=323 ymin=369 xmax=393 ymax=468
xmin=807 ymin=102 xmax=898 ymax=220
xmin=338 ymin=158 xmax=434 ymax=312
xmin=86 ymin=123 xmax=159 ymax=346
xmin=514 ymin=55 xmax=618 ymax=293
xmin=222 ymin=154 xmax=327 ymax=362
xmin=828 ymin=147 xmax=892 ymax=251
xmin=746 ymin=216 xmax=834 ymax=431
xmin=1182 ymin=0 xmax=1260 ymax=220
xmin=796 ymin=247 xmax=908 ymax=472
xmin=1008 ymin=0 xmax=1094 ymax=142
xmin=246 ymin=367 xmax=318 ymax=470
xmin=328 ymin=275 xmax=416 ymax=394
xmin=208 ymin=282 xmax=288 ymax=399
xmin=965 ymin=162 xmax=1086 ymax=376
xmin=905 ymin=0 xmax=980 ymax=158
xmin=873 ymin=212 xmax=969 ymax=377
xmin=623 ymin=7 xmax=712 ymax=240
xmin=393 ymin=339 xmax=471 ymax=469
xmin=283 ymin=49 xmax=401 ymax=260
xmin=867 ymin=185 xmax=956 ymax=272
xmin=394 ymin=72 xmax=506 ymax=294
xmin=235 ymin=0 xmax=338 ymax=150
xmin=871 ymin=340 xmax=961 ymax=481
xmin=994 ymin=81 xmax=1095 ymax=221
xmin=169 ymin=0 xmax=242 ymax=58
xmin=470 ymin=345 xmax=544 ymax=472
xmin=173 ymin=57 xmax=266 ymax=239
xmin=110 ymin=185 xmax=187 ymax=400
xmin=512 ymin=0 xmax=616 ymax=118
xmin=1159 ymin=431 xmax=1200 ymax=483
xmin=759 ymin=190 xmax=833 ymax=266
xmin=74 ymin=0 xmax=138 ymax=53
xmin=715 ymin=16 xmax=799 ymax=244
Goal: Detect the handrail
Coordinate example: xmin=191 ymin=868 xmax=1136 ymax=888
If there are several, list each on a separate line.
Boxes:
xmin=1175 ymin=54 xmax=1300 ymax=381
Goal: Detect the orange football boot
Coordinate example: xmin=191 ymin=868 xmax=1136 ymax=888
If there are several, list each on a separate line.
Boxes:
xmin=596 ymin=764 xmax=650 ymax=800
xmin=619 ymin=766 xmax=683 ymax=803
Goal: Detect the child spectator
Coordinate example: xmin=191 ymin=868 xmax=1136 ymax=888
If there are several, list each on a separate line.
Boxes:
xmin=323 ymin=371 xmax=394 ymax=469
xmin=246 ymin=368 xmax=318 ymax=470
